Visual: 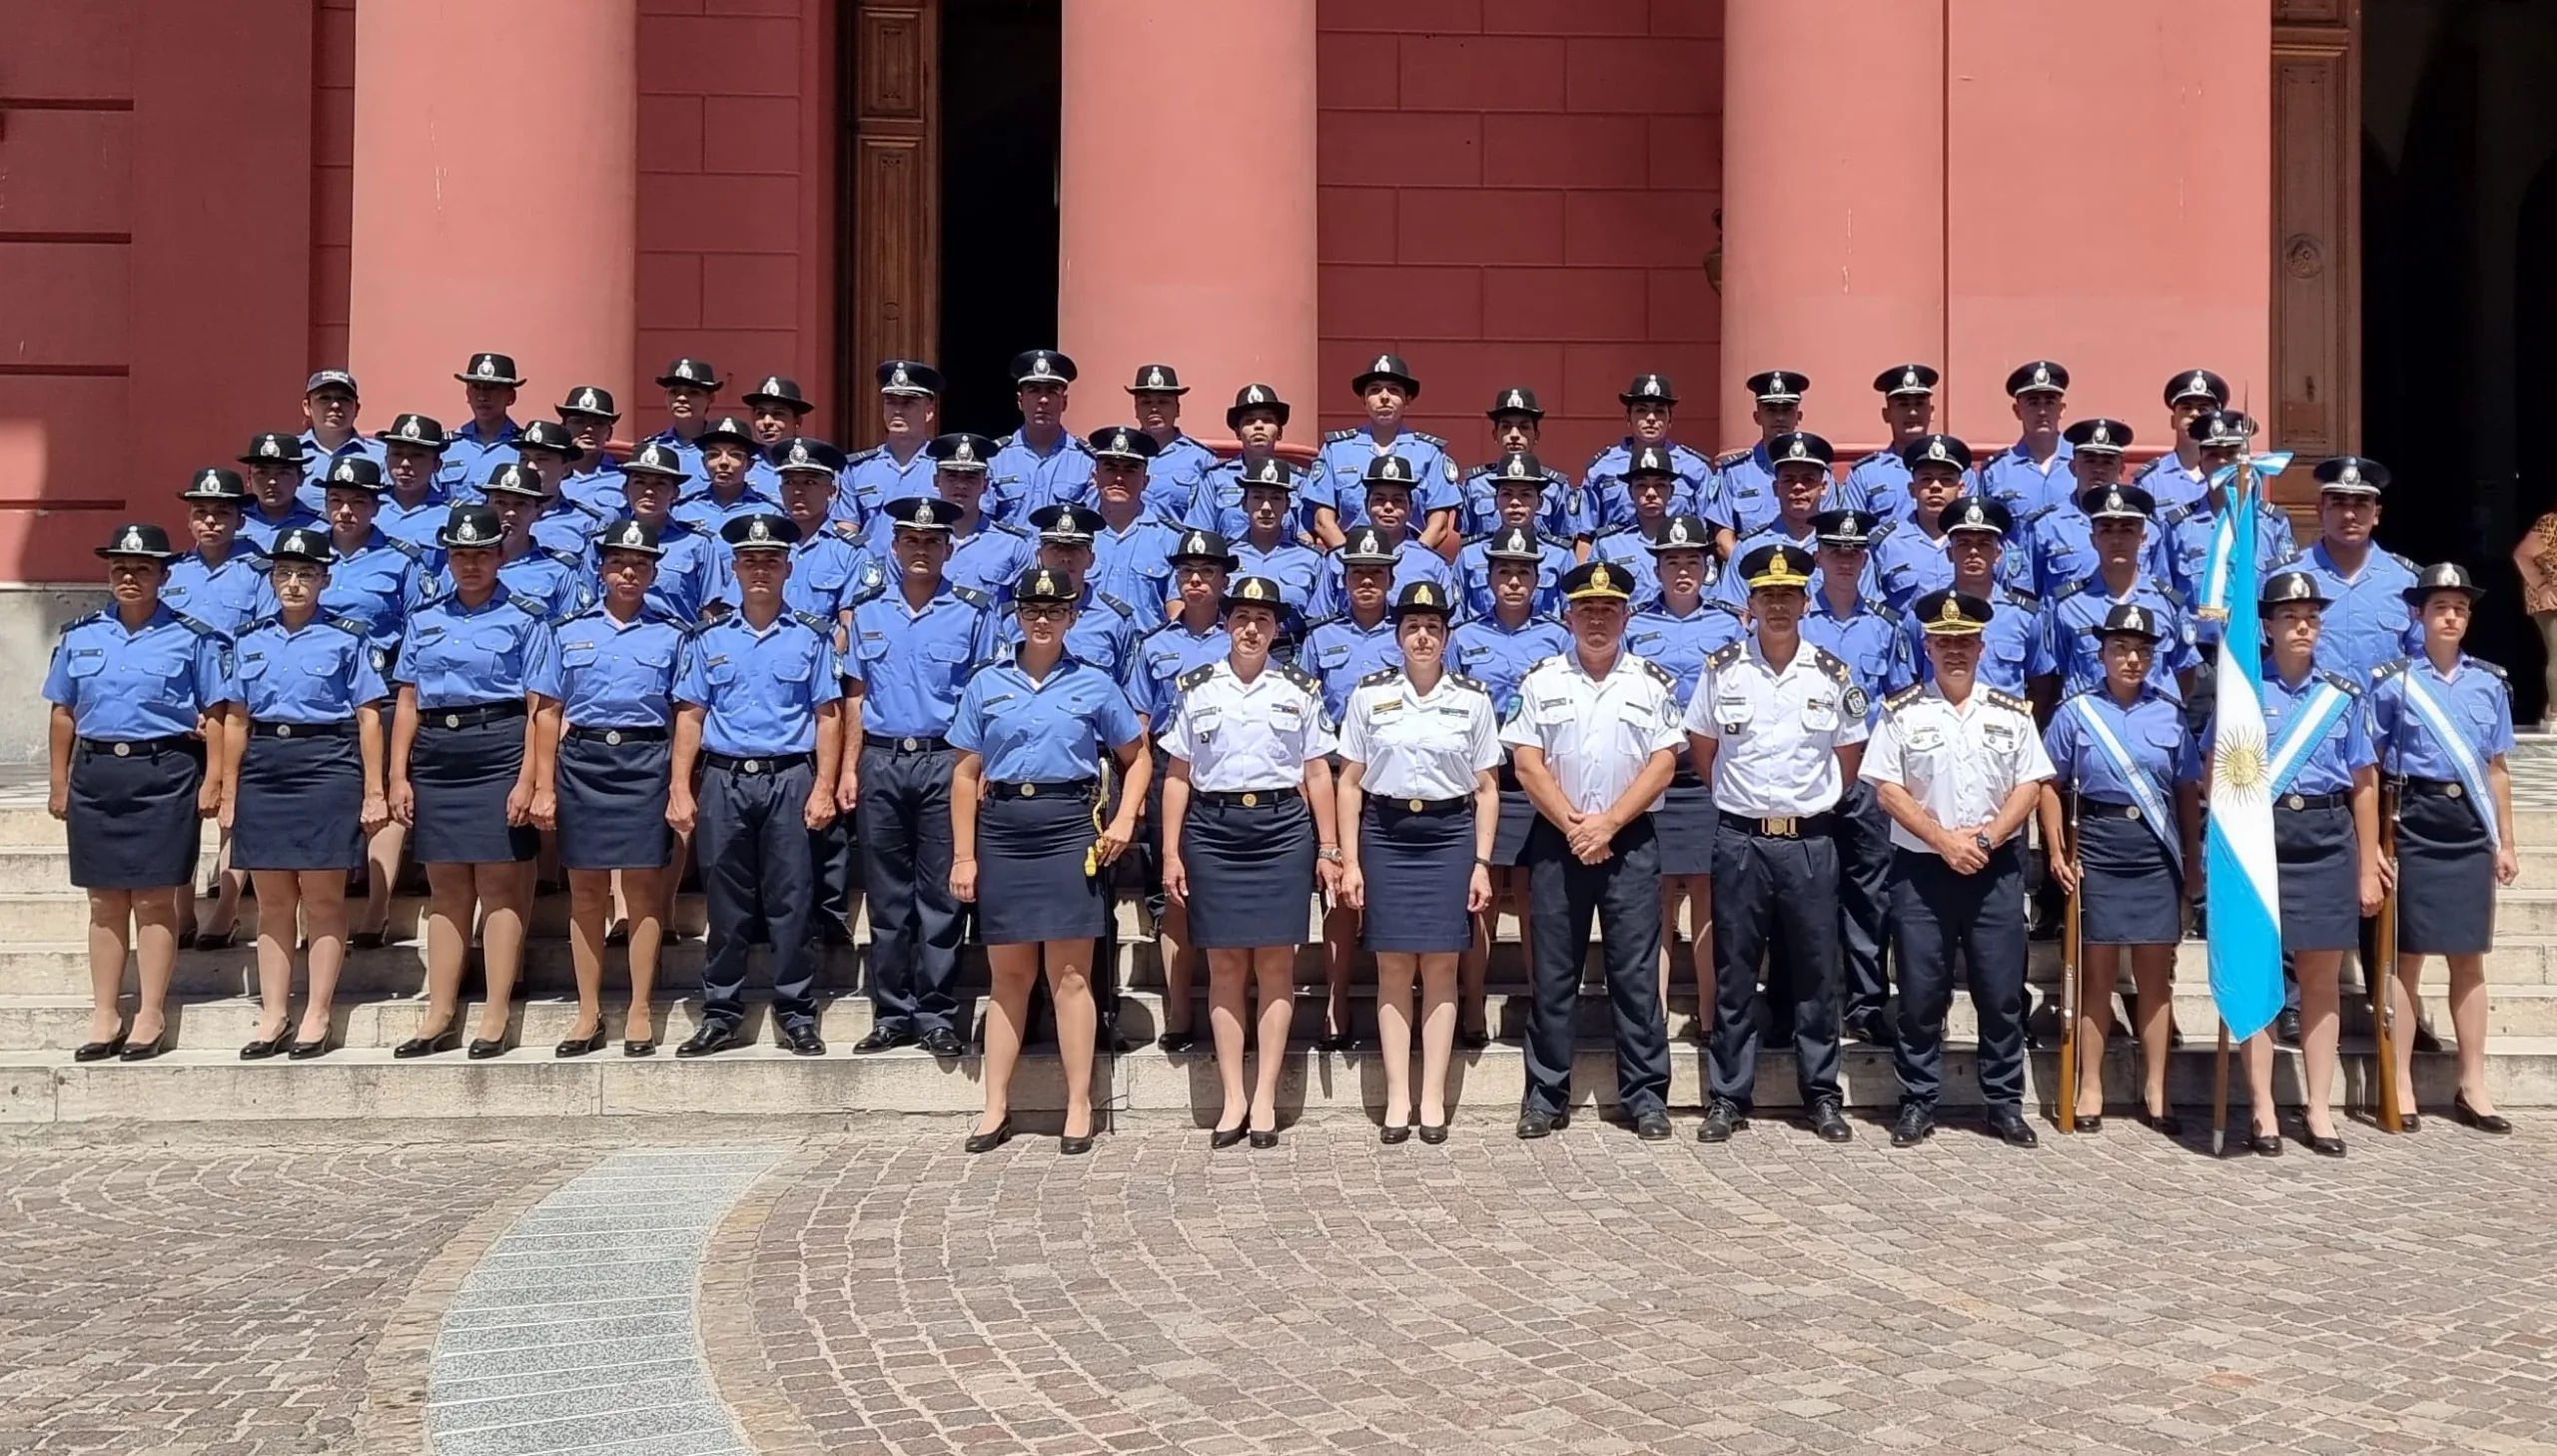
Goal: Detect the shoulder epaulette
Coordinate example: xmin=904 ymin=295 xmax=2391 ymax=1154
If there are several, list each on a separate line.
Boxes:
xmin=510 ymin=595 xmax=547 ymax=618
xmin=238 ymin=615 xmax=278 ymax=636
xmin=1869 ymin=599 xmax=1903 ymax=624
xmin=1641 ymin=659 xmax=1677 ymax=689
xmin=2157 ymin=582 xmax=2188 ymax=607
xmin=541 ymin=546 xmax=581 ymax=568
xmin=2002 ymin=586 xmax=2042 ymax=608
xmin=2158 ymin=502 xmax=2194 ymax=529
xmin=2479 ymin=657 xmax=2509 ymax=680
xmin=1714 ymin=447 xmax=1752 ymax=469
xmin=1884 ymin=683 xmax=1926 ymax=712
xmin=990 ymin=519 xmax=1034 ymax=538
xmin=1357 ymin=666 xmax=1400 ymax=688
xmin=1279 ymin=663 xmax=1322 ymax=696
xmin=1987 ymin=688 xmax=2033 ymax=715
xmin=792 ymin=609 xmax=831 ymax=634
xmin=385 ymin=535 xmax=426 ymax=560
xmin=56 ymin=610 xmax=101 ymax=636
xmin=1323 ymin=427 xmax=1357 ymax=443
xmin=1813 ymin=645 xmax=1854 ymax=682
xmin=846 ymin=445 xmax=883 ymax=464
xmin=324 ymin=615 xmax=369 ymax=637
xmin=1178 ymin=662 xmax=1220 ymax=691
xmin=1449 ymin=673 xmax=1488 ymax=695
xmin=994 ymin=432 xmax=1019 ymax=449
xmin=2051 ymin=578 xmax=2089 ymax=603
xmin=1866 ymin=520 xmax=1900 ymax=547
xmin=1095 ymin=591 xmax=1135 ymax=619
xmin=2023 ymin=503 xmax=2058 ymax=525
xmin=1300 ymin=614 xmax=1341 ymax=634
xmin=1462 ymin=462 xmax=1493 ymax=480
xmin=1671 ymin=441 xmax=1711 ymax=465
xmin=2372 ymin=658 xmax=2408 ymax=682
xmin=952 ymin=585 xmax=991 ymax=609
xmin=169 ymin=611 xmax=220 ymax=638
xmin=2386 ymin=549 xmax=2420 ymax=572
xmin=1583 ymin=443 xmax=1619 ymax=471
xmin=1413 ymin=430 xmax=1448 ymax=449
xmin=1706 ymin=641 xmax=1745 ymax=670
xmin=2320 ymin=670 xmax=2364 ymax=696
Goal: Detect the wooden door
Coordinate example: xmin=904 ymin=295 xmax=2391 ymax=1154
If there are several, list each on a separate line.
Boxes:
xmin=843 ymin=0 xmax=940 ymax=449
xmin=2270 ymin=0 xmax=2360 ymax=507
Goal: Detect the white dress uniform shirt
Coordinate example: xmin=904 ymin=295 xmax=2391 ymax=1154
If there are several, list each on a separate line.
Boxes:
xmin=1338 ymin=667 xmax=1504 ymax=802
xmin=1859 ymin=681 xmax=2055 ymax=854
xmin=1157 ymin=659 xmax=1337 ymax=792
xmin=1686 ymin=639 xmax=1873 ymax=817
xmin=1497 ymin=648 xmax=1687 ymax=815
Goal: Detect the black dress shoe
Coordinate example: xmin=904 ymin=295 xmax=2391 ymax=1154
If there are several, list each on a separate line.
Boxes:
xmin=1379 ymin=1122 xmax=1411 ymax=1145
xmin=288 ymin=1037 xmax=332 ymax=1061
xmin=918 ymin=1027 xmax=966 ymax=1058
xmin=240 ymin=1028 xmax=293 ymax=1061
xmin=1210 ymin=1120 xmax=1248 ymax=1150
xmin=176 ymin=929 xmax=199 ymax=951
xmin=2246 ymin=1128 xmax=2285 ymax=1157
xmin=2275 ymin=1007 xmax=2302 ymax=1046
xmin=117 ymin=1030 xmax=169 ymax=1063
xmin=1249 ymin=1126 xmax=1279 ymax=1149
xmin=394 ymin=1027 xmax=460 ymax=1059
xmin=2412 ymin=1022 xmax=2446 ymax=1055
xmin=2074 ymin=1113 xmax=2105 ymax=1133
xmin=1312 ymin=1030 xmax=1355 ymax=1053
xmin=349 ymin=930 xmax=387 ymax=951
xmin=675 ymin=1025 xmax=740 ymax=1059
xmin=1416 ymin=1121 xmax=1449 ymax=1145
xmin=2139 ymin=1106 xmax=2183 ymax=1137
xmin=192 ymin=929 xmax=236 ymax=952
xmin=1059 ymin=1131 xmax=1095 ymax=1155
xmin=74 ymin=1033 xmax=128 ymax=1063
xmin=554 ymin=1027 xmax=608 ymax=1059
xmin=852 ymin=1026 xmax=914 ymax=1054
xmin=1807 ymin=1100 xmax=1854 ymax=1143
xmin=1696 ymin=1099 xmax=1745 ymax=1143
xmin=1455 ymin=1027 xmax=1490 ymax=1052
xmin=466 ymin=1037 xmax=508 ymax=1060
xmin=963 ymin=1120 xmax=1013 ymax=1153
xmin=1890 ymin=1104 xmax=1935 ymax=1147
xmin=2306 ymin=1130 xmax=2346 ymax=1157
xmin=1988 ymin=1108 xmax=2040 ymax=1147
xmin=781 ymin=1024 xmax=826 ymax=1057
xmin=2453 ymin=1094 xmax=2513 ymax=1134
xmin=623 ymin=1037 xmax=657 ymax=1058
xmin=2398 ymin=1111 xmax=2420 ymax=1133
xmin=1515 ymin=1106 xmax=1568 ymax=1140
xmin=1157 ymin=1028 xmax=1197 ymax=1054
xmin=1633 ymin=1110 xmax=1673 ymax=1141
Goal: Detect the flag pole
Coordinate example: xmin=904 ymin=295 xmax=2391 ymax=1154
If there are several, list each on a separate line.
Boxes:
xmin=2211 ymin=1020 xmax=2232 ymax=1156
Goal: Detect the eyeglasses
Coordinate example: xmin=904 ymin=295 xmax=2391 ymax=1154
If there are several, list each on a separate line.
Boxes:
xmin=1018 ymin=603 xmax=1070 ymax=621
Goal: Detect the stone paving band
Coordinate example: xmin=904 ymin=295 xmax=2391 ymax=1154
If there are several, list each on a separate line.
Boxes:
xmin=41 ymin=352 xmax=2526 ymax=1150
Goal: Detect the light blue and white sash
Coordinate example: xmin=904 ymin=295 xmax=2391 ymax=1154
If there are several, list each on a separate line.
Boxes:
xmin=2265 ymin=680 xmax=2352 ymax=798
xmin=2069 ymin=696 xmax=2179 ymax=870
xmin=2396 ymin=668 xmax=2500 ymax=847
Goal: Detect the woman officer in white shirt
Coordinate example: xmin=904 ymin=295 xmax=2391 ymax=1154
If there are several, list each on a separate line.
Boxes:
xmin=1336 ymin=581 xmax=1503 ymax=1143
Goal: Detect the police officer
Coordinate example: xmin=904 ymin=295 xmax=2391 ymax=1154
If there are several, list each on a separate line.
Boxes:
xmin=2159 ymin=410 xmax=2295 ymax=658
xmin=219 ymin=526 xmax=388 ymax=1063
xmin=949 ymin=566 xmax=1151 ymax=1155
xmin=1588 ymin=445 xmax=1693 ymax=605
xmin=238 ymin=432 xmax=325 ymax=550
xmin=714 ymin=439 xmax=878 ymax=633
xmin=527 ymin=518 xmax=687 ymax=1059
xmin=2135 ymin=368 xmax=2232 ymax=510
xmin=2025 ymin=418 xmax=2175 ymax=597
xmin=1582 ymin=373 xmax=1720 ymax=546
xmin=292 ymin=457 xmax=427 ymax=667
xmin=386 ymin=504 xmax=545 ymax=1061
xmin=476 ymin=463 xmax=594 ymax=619
xmin=1077 ymin=421 xmax=1165 ymax=578
xmin=606 ymin=444 xmax=719 ymax=623
xmin=738 ymin=374 xmax=826 ymax=498
xmin=165 ymin=469 xmax=267 ymax=641
xmin=1123 ymin=364 xmax=1220 ymax=520
xmin=1088 ymin=424 xmax=1192 ymax=612
xmin=1135 ymin=529 xmax=1238 ymax=1053
xmin=1903 ymin=496 xmax=2056 ymax=701
xmin=295 ymin=369 xmax=385 ymax=506
xmin=2371 ymin=562 xmax=2518 ymax=1131
xmin=1309 ymin=354 xmax=1460 ymax=549
xmin=674 ymin=415 xmax=775 ymax=532
xmin=1712 ymin=369 xmax=1810 ymax=538
xmin=376 ymin=413 xmax=455 ymax=547
xmin=1720 ymin=431 xmax=1865 ymax=608
xmin=1688 ymin=543 xmax=1869 ymax=1144
xmin=1979 ymin=360 xmax=2075 ymax=517
xmin=188 ymin=461 xmax=298 ymax=953
xmin=1226 ymin=457 xmax=1324 ymax=626
xmin=843 ymin=495 xmax=997 ymax=1057
xmin=2226 ymin=570 xmax=2383 ymax=1156
xmin=1193 ymin=383 xmax=1300 ymax=540
xmin=1307 ymin=464 xmax=1453 ymax=620
xmin=1502 ymin=559 xmax=1682 ymax=1139
xmin=1842 ymin=364 xmax=1946 ymax=523
xmin=446 ymin=352 xmax=527 ymax=496
xmin=876 ymin=432 xmax=1034 ymax=597
xmin=554 ymin=385 xmax=628 ymax=517
xmin=1302 ymin=525 xmax=1410 ymax=1049
xmin=1455 ymin=453 xmax=1577 ymax=619
xmin=2040 ymin=603 xmax=2202 ymax=1133
xmin=988 ymin=350 xmax=1096 ymax=523
xmin=1016 ymin=504 xmax=1145 ymax=685
xmin=510 ymin=420 xmax=608 ymax=558
xmin=47 ymin=523 xmax=237 ymax=1062
xmin=1449 ymin=525 xmax=1574 ymax=1048
xmin=667 ymin=512 xmax=843 ymax=1057
xmin=2047 ymin=484 xmax=2197 ymax=701
xmin=1466 ymin=389 xmax=1586 ymax=544
xmin=2278 ymin=455 xmax=2422 ymax=682
xmin=1861 ymin=589 xmax=2053 ymax=1147
xmin=1335 ymin=580 xmax=1503 ymax=1142
xmin=1801 ymin=508 xmax=1916 ymax=1046
xmin=642 ymin=357 xmax=723 ymax=492
xmin=1869 ymin=434 xmax=2021 ymax=609
xmin=843 ymin=360 xmax=944 ymax=527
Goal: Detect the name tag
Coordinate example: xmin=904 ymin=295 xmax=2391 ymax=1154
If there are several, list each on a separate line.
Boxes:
xmin=1984 ymin=722 xmax=2019 ymax=751
xmin=1907 ymin=725 xmax=1946 ymax=753
xmin=1372 ymin=698 xmax=1404 ymax=715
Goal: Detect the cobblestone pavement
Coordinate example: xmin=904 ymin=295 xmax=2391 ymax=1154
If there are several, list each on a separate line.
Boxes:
xmin=6 ymin=1120 xmax=2556 ymax=1456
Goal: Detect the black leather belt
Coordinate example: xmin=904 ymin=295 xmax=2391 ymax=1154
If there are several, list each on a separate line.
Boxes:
xmin=869 ymin=734 xmax=951 ymax=754
xmin=2080 ymin=798 xmax=2146 ymax=821
xmin=77 ymin=734 xmax=195 ymax=757
xmin=566 ymin=725 xmax=670 ymax=744
xmin=1372 ymin=794 xmax=1467 ymax=815
xmin=704 ymin=751 xmax=811 ymax=774
xmin=422 ymin=701 xmax=527 ymax=728
xmin=2396 ymin=776 xmax=2472 ymax=801
xmin=1720 ymin=811 xmax=1835 ymax=839
xmin=1200 ymin=787 xmax=1300 ymax=807
xmin=2273 ymin=790 xmax=2347 ymax=811
xmin=988 ymin=778 xmax=1097 ymax=801
xmin=252 ymin=719 xmax=354 ymax=739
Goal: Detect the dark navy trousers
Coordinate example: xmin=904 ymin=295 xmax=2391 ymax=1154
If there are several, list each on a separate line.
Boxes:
xmin=1834 ymin=779 xmax=1896 ymax=1027
xmin=698 ymin=760 xmax=821 ymax=1030
xmin=1709 ymin=822 xmax=1844 ymax=1110
xmin=1889 ymin=844 xmax=2029 ymax=1111
xmin=856 ymin=741 xmax=963 ymax=1034
xmin=1522 ymin=817 xmax=1671 ymax=1120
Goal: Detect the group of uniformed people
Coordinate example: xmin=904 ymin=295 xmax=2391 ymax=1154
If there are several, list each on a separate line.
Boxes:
xmin=45 ymin=348 xmax=2523 ymax=1151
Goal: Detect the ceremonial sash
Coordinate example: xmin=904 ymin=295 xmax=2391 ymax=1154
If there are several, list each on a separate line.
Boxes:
xmin=2198 ymin=505 xmax=2239 ymax=620
xmin=2264 ymin=680 xmax=2351 ymax=798
xmin=2069 ymin=696 xmax=2179 ymax=870
xmin=2395 ymin=668 xmax=2501 ymax=847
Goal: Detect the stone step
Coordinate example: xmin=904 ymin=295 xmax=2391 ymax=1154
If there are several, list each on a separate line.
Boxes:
xmin=5 ymin=1037 xmax=2550 ymax=1125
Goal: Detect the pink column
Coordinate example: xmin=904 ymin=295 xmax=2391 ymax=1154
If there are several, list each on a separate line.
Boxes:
xmin=1057 ymin=0 xmax=1318 ymax=447
xmin=1718 ymin=0 xmax=1946 ymax=454
xmin=345 ymin=0 xmax=637 ymax=421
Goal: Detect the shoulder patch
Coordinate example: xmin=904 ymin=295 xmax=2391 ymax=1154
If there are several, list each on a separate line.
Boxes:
xmin=952 ymin=586 xmax=991 ymax=609
xmin=2320 ymin=670 xmax=2364 ymax=697
xmin=1707 ymin=641 xmax=1745 ymax=670
xmin=1884 ymin=684 xmax=1926 ymax=712
xmin=1178 ymin=663 xmax=1220 ymax=691
xmin=1986 ymin=689 xmax=2033 ymax=715
xmin=1714 ymin=447 xmax=1751 ymax=469
xmin=1357 ymin=666 xmax=1399 ymax=688
xmin=1323 ymin=427 xmax=1357 ymax=443
xmin=2372 ymin=658 xmax=2408 ymax=682
xmin=1279 ymin=663 xmax=1323 ymax=697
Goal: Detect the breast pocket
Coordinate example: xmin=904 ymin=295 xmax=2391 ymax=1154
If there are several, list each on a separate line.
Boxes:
xmin=1802 ymin=697 xmax=1843 ymax=734
xmin=472 ymin=626 xmax=525 ymax=675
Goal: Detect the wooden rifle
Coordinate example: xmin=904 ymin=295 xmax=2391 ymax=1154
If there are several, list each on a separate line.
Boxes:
xmin=2057 ymin=787 xmax=2083 ymax=1132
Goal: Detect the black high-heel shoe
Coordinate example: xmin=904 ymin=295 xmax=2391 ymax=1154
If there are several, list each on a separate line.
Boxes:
xmin=2245 ymin=1127 xmax=2284 ymax=1157
xmin=118 ymin=1029 xmax=169 ymax=1062
xmin=349 ymin=929 xmax=387 ymax=951
xmin=964 ymin=1119 xmax=1014 ymax=1154
xmin=1210 ymin=1114 xmax=1248 ymax=1150
xmin=467 ymin=1036 xmax=509 ymax=1060
xmin=192 ymin=929 xmax=236 ymax=952
xmin=623 ymin=1034 xmax=657 ymax=1058
xmin=1249 ymin=1119 xmax=1279 ymax=1149
xmin=554 ymin=1026 xmax=607 ymax=1059
xmin=240 ymin=1027 xmax=294 ymax=1061
xmin=1416 ymin=1120 xmax=1449 ymax=1145
xmin=2453 ymin=1094 xmax=2513 ymax=1134
xmin=288 ymin=1034 xmax=332 ymax=1060
xmin=1379 ymin=1122 xmax=1411 ymax=1145
xmin=2139 ymin=1106 xmax=2183 ymax=1137
xmin=75 ymin=1029 xmax=128 ymax=1063
xmin=1059 ymin=1123 xmax=1095 ymax=1156
xmin=394 ymin=1027 xmax=460 ymax=1059
xmin=2307 ymin=1130 xmax=2347 ymax=1157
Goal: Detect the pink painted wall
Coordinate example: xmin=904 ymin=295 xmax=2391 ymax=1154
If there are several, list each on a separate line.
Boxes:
xmin=1314 ymin=0 xmax=1724 ymax=472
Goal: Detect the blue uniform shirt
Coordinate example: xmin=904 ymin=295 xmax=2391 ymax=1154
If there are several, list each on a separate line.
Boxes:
xmin=390 ymin=587 xmax=546 ymax=708
xmin=44 ymin=606 xmax=236 ymax=740
xmin=1711 ymin=443 xmax=1783 ymax=537
xmin=986 ymin=432 xmax=1098 ymax=523
xmin=1868 ymin=521 xmax=2036 ymax=614
xmin=2158 ymin=497 xmax=2296 ymax=647
xmin=841 ymin=443 xmax=937 ymax=527
xmin=527 ymin=606 xmax=687 ymax=729
xmin=1307 ymin=536 xmax=1454 ymax=621
xmin=1588 ymin=526 xmax=1669 ymax=606
xmin=1625 ymin=601 xmax=1746 ymax=703
xmin=256 ymin=531 xmax=425 ymax=663
xmin=2241 ymin=668 xmax=2378 ymax=796
xmin=1141 ymin=433 xmax=1222 ymax=521
xmin=1903 ymin=584 xmax=2054 ymax=697
xmin=2021 ymin=500 xmax=2178 ymax=600
xmin=994 ymin=587 xmax=1147 ymax=700
xmin=528 ymin=499 xmax=612 ymax=560
xmin=943 ymin=519 xmax=1037 ymax=598
xmin=1582 ymin=439 xmax=1718 ymax=534
xmin=161 ymin=551 xmax=268 ymax=638
xmin=439 ymin=418 xmax=521 ymax=497
xmin=949 ymin=651 xmax=1145 ymax=783
xmin=2048 ymin=575 xmax=2199 ymax=700
xmin=485 ymin=547 xmax=593 ymax=621
xmin=1459 ymin=460 xmax=1586 ymax=541
xmin=674 ymin=610 xmax=844 ymax=756
xmin=1977 ymin=438 xmax=2076 ymax=517
xmin=376 ymin=494 xmax=451 ymax=551
xmin=294 ymin=432 xmax=389 ymax=510
xmin=2368 ymin=653 xmax=2514 ymax=781
xmin=558 ymin=460 xmax=628 ymax=518
xmin=1089 ymin=514 xmax=1186 ymax=613
xmin=1231 ymin=536 xmax=1325 ymax=624
xmin=2043 ymin=686 xmax=2199 ymax=802
xmin=583 ymin=518 xmax=716 ymax=625
xmin=844 ymin=581 xmax=997 ymax=738
xmin=672 ymin=484 xmax=779 ymax=534
xmin=1449 ymin=614 xmax=1571 ymax=720
xmin=1307 ymin=428 xmax=1461 ymax=535
xmin=2133 ymin=453 xmax=2213 ymax=513
xmin=231 ymin=616 xmax=388 ymax=723
xmin=239 ymin=502 xmax=326 ymax=553
xmin=1135 ymin=619 xmax=1231 ymax=721
xmin=2277 ymin=540 xmax=2424 ymax=681
xmin=1299 ymin=613 xmax=1400 ymax=721
xmin=1186 ymin=459 xmax=1258 ymax=539
xmin=1453 ymin=533 xmax=1573 ymax=621
xmin=1716 ymin=523 xmax=1881 ymax=609
xmin=705 ymin=528 xmax=881 ymax=621
xmin=1800 ymin=596 xmax=1913 ymax=723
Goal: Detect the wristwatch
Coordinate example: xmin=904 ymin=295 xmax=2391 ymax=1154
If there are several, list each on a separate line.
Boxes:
xmin=1473 ymin=856 xmax=1493 ymax=868
xmin=1317 ymin=846 xmax=1343 ymax=863
xmin=1973 ymin=833 xmax=1993 ymax=852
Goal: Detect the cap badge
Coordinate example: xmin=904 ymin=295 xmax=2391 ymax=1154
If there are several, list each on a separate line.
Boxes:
xmin=2032 ymin=364 xmax=2053 ymax=387
xmin=120 ymin=527 xmax=146 ymax=552
xmin=1927 ymin=442 xmax=1949 ymax=462
xmin=577 ymin=388 xmax=599 ymax=410
xmin=955 ymin=439 xmax=976 ymax=463
xmin=455 ymin=520 xmax=482 ymax=543
xmin=2092 ymin=422 xmax=2112 ymax=445
xmin=1373 ymin=355 xmax=1392 ymax=372
xmin=1590 ymin=564 xmax=1613 ymax=590
xmin=2190 ymin=372 xmax=2209 ymax=394
xmin=890 ymin=364 xmax=910 ymax=388
xmin=1031 ymin=356 xmax=1052 ymax=377
xmin=748 ymin=517 xmax=772 ymax=542
xmin=261 ymin=439 xmax=280 ymax=457
xmin=2340 ymin=463 xmax=2362 ymax=485
xmin=676 ymin=362 xmax=697 ymax=379
xmin=1903 ymin=368 xmax=1922 ymax=391
xmin=1505 ymin=389 xmax=1526 ymax=409
xmin=198 ymin=471 xmax=219 ymax=489
xmin=788 ymin=440 xmax=810 ymax=464
xmin=333 ymin=462 xmax=355 ymax=481
xmin=1246 ymin=385 xmax=1267 ymax=404
xmin=1243 ymin=579 xmax=1268 ymax=600
xmin=1939 ymin=596 xmax=1961 ymax=625
xmin=1145 ymin=366 xmax=1166 ymax=388
xmin=1668 ymin=520 xmax=1691 ymax=544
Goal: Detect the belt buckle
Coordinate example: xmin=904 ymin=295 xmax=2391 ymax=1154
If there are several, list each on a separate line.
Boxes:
xmin=112 ymin=742 xmax=131 ymax=758
xmin=1023 ymin=783 xmax=1038 ymax=798
xmin=2285 ymin=793 xmax=2304 ymax=810
xmin=1408 ymin=798 xmax=1425 ymax=813
xmin=1242 ymin=792 xmax=1260 ymax=808
xmin=2447 ymin=782 xmax=2464 ymax=799
xmin=276 ymin=723 xmax=293 ymax=738
xmin=443 ymin=713 xmax=461 ymax=729
xmin=901 ymin=736 xmax=919 ymax=751
xmin=743 ymin=758 xmax=763 ymax=774
xmin=1765 ymin=816 xmax=1797 ymax=838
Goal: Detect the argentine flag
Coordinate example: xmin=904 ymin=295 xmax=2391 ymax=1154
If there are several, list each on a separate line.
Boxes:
xmin=2204 ymin=453 xmax=2292 ymax=1041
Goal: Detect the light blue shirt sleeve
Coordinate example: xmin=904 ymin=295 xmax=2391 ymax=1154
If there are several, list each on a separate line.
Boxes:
xmin=946 ymin=669 xmax=989 ymax=754
xmin=525 ymin=622 xmax=566 ymax=702
xmin=1095 ymin=680 xmax=1144 ymax=750
xmin=673 ymin=631 xmax=711 ymax=707
xmin=195 ymin=630 xmax=239 ymax=709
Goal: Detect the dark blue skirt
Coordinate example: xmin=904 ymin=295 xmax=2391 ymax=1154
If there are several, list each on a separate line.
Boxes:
xmin=2274 ymin=801 xmax=2358 ymax=953
xmin=2395 ymin=788 xmax=2494 ymax=955
xmin=555 ymin=732 xmax=672 ymax=871
xmin=977 ymin=787 xmax=1106 ymax=945
xmin=66 ymin=739 xmax=204 ymax=889
xmin=2077 ymin=805 xmax=2183 ymax=947
xmin=1491 ymin=783 xmax=1536 ymax=867
xmin=1657 ymin=773 xmax=1716 ymax=877
xmin=234 ymin=729 xmax=364 ymax=872
xmin=1182 ymin=794 xmax=1314 ymax=949
xmin=1359 ymin=798 xmax=1475 ymax=953
xmin=409 ymin=715 xmax=537 ymax=865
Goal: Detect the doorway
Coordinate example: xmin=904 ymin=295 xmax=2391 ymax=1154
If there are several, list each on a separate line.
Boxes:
xmin=937 ymin=0 xmax=1061 ymax=437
